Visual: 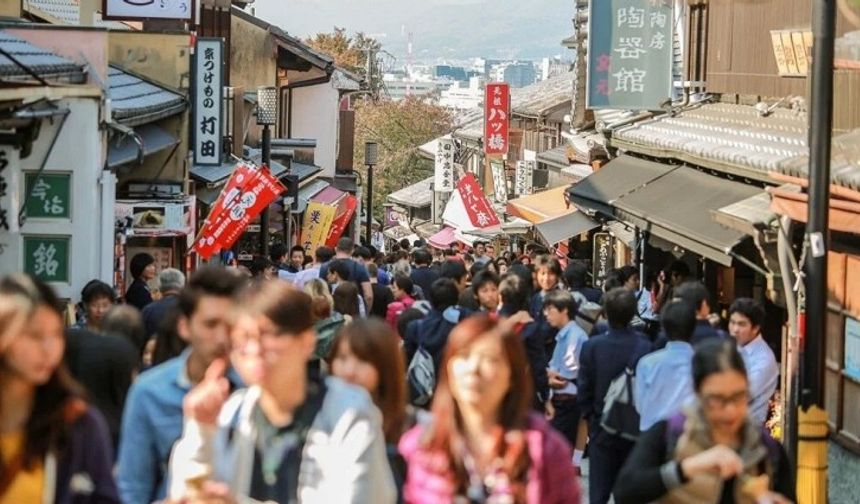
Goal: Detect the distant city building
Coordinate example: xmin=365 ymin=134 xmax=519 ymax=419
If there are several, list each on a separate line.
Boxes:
xmin=382 ymin=74 xmax=440 ymax=101
xmin=541 ymin=57 xmax=571 ymax=81
xmin=439 ymin=76 xmax=485 ymax=110
xmin=435 ymin=65 xmax=468 ymax=82
xmin=502 ymin=62 xmax=537 ymax=88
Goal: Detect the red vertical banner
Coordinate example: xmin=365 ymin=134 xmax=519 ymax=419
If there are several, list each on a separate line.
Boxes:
xmin=325 ymin=195 xmax=358 ymax=247
xmin=457 ymin=173 xmax=501 ymax=229
xmin=192 ymin=164 xmax=285 ymax=259
xmin=483 ymin=82 xmax=510 ymax=156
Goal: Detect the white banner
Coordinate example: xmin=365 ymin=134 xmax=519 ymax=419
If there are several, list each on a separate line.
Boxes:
xmin=491 ymin=160 xmax=507 ymax=203
xmin=103 ymin=0 xmax=193 ymax=21
xmin=434 ymin=137 xmax=455 ymax=192
xmin=193 ymin=38 xmax=223 ymax=166
xmin=515 ymin=160 xmax=534 ymax=196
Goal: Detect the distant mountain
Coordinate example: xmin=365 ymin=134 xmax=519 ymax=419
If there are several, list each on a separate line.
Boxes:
xmin=252 ymin=0 xmax=573 ymax=61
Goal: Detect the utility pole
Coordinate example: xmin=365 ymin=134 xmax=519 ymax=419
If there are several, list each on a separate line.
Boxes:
xmin=803 ymin=0 xmax=835 ymax=413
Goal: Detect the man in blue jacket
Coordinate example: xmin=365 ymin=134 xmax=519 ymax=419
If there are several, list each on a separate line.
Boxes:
xmin=404 ymin=278 xmax=463 ymax=379
xmin=116 ymin=266 xmax=244 ymax=504
xmin=577 ymin=287 xmax=652 ymax=504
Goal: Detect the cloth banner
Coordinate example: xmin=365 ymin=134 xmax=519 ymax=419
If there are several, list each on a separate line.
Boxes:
xmin=457 ymin=173 xmax=501 ymax=229
xmin=301 ymin=201 xmax=337 ymax=254
xmin=325 ymin=195 xmax=358 ymax=247
xmin=193 ymin=164 xmax=285 ymax=259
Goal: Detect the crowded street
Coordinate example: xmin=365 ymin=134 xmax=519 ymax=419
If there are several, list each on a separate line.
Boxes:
xmin=1 ymin=0 xmax=860 ymax=503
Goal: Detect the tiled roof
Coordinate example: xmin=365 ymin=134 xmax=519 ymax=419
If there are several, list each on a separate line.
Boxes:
xmin=108 ymin=65 xmax=185 ymax=126
xmin=612 ymin=103 xmax=808 ymax=180
xmin=22 ymin=0 xmax=133 ymax=29
xmin=387 ymin=176 xmax=434 ymax=208
xmin=774 ymin=129 xmax=860 ymax=193
xmin=0 ymin=30 xmax=85 ymax=83
xmin=511 ymin=70 xmax=573 ymax=118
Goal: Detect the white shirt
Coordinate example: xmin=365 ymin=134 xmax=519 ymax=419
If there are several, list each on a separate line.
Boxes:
xmin=739 ymin=335 xmax=779 ymax=425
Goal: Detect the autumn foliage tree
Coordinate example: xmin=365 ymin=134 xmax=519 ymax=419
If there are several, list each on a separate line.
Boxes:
xmin=353 ymin=97 xmax=454 ymax=219
xmin=306 ymin=28 xmax=381 ymax=81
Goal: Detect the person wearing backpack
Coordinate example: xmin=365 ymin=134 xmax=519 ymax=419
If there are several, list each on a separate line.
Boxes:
xmin=613 ymin=339 xmax=795 ymax=504
xmin=577 ymin=287 xmax=652 ymax=504
xmin=403 ymin=278 xmax=464 ymax=406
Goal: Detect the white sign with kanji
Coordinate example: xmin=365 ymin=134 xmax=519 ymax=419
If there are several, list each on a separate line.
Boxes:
xmin=193 ymin=38 xmax=223 ymax=166
xmin=434 ymin=137 xmax=455 ymax=193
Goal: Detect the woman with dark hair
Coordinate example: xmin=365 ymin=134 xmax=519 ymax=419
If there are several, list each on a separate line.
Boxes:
xmin=399 ymin=315 xmax=581 ymax=503
xmin=125 ymin=253 xmax=156 ymax=311
xmin=613 ymin=339 xmax=795 ymax=504
xmin=329 ymin=319 xmax=411 ymax=499
xmin=75 ymin=280 xmax=116 ymax=332
xmin=332 ymin=281 xmax=361 ymax=320
xmin=0 ymin=274 xmax=119 ymax=503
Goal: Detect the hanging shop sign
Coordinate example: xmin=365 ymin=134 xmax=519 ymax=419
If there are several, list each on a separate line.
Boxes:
xmin=193 ymin=38 xmax=224 ymax=166
xmin=193 ymin=164 xmax=285 ymax=259
xmin=301 ymin=201 xmax=337 ymax=254
xmin=434 ymin=137 xmax=455 ymax=193
xmin=103 ymin=0 xmax=194 ymax=21
xmin=457 ymin=173 xmax=500 ymax=230
xmin=325 ymin=195 xmax=357 ymax=248
xmin=592 ymin=232 xmax=614 ymax=289
xmin=491 ymin=160 xmax=507 ymax=203
xmin=586 ymin=0 xmax=674 ymax=110
xmin=515 ymin=160 xmax=535 ymax=196
xmin=483 ymin=83 xmax=510 ymax=156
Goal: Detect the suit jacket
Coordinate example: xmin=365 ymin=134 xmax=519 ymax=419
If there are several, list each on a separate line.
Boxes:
xmin=125 ymin=279 xmax=153 ymax=311
xmin=577 ymin=327 xmax=652 ymax=429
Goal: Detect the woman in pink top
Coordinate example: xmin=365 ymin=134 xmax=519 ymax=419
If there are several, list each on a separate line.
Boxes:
xmin=386 ymin=275 xmax=416 ymax=328
xmin=398 ymin=315 xmax=581 ymax=504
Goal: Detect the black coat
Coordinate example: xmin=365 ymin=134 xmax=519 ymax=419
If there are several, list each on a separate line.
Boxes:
xmin=125 ymin=279 xmax=153 ymax=311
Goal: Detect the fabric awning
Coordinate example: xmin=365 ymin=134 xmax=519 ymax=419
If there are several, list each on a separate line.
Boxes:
xmin=506 ymin=185 xmax=573 ymax=223
xmin=293 ymin=179 xmax=330 ymax=214
xmin=535 ymin=211 xmax=600 ymax=245
xmin=612 ymin=166 xmax=762 ymax=266
xmin=712 ymin=192 xmax=778 ymax=236
xmin=567 ymin=155 xmax=672 ymax=217
xmin=108 ymin=124 xmax=179 ymax=169
xmin=428 ymin=226 xmax=457 ymax=249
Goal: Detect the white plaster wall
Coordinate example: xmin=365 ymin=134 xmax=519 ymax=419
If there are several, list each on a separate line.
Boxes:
xmin=290 ymin=82 xmax=340 ymax=178
xmin=0 ymin=97 xmax=110 ymax=301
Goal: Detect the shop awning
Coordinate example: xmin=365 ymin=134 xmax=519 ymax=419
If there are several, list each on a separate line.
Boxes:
xmin=506 ymin=185 xmax=573 ymax=224
xmin=611 ymin=166 xmax=762 ymax=266
xmin=535 ymin=211 xmax=600 ymax=246
xmin=107 ymin=123 xmax=180 ymax=168
xmin=567 ymin=155 xmax=672 ymax=217
xmin=293 ymin=179 xmax=330 ymax=213
xmin=712 ymin=192 xmax=778 ymax=236
xmin=191 ymin=154 xmax=321 ymax=187
xmin=388 ymin=176 xmax=434 ymax=209
xmin=384 ymin=225 xmax=418 ymax=243
xmin=428 ymin=226 xmax=457 ymax=249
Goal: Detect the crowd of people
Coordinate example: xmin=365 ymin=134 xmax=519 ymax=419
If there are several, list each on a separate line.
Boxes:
xmin=0 ymin=237 xmax=796 ymax=504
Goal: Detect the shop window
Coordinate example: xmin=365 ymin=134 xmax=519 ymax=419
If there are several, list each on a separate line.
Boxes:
xmin=842 ymin=379 xmax=860 ymax=444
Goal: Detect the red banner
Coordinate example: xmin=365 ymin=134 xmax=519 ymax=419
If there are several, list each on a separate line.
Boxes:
xmin=193 ymin=164 xmax=286 ymax=259
xmin=457 ymin=173 xmax=500 ymax=229
xmin=325 ymin=195 xmax=357 ymax=247
xmin=483 ymin=82 xmax=510 ymax=156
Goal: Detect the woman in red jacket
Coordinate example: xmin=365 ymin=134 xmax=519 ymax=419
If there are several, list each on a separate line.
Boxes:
xmin=398 ymin=315 xmax=581 ymax=504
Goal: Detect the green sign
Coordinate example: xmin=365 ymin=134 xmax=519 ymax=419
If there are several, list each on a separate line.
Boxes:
xmin=24 ymin=172 xmax=71 ymax=219
xmin=23 ymin=236 xmax=70 ymax=283
xmin=587 ymin=0 xmax=674 ymax=110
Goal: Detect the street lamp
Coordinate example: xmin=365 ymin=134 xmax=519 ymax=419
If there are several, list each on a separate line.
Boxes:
xmin=256 ymin=86 xmax=278 ymax=258
xmin=364 ymin=141 xmax=378 ymax=246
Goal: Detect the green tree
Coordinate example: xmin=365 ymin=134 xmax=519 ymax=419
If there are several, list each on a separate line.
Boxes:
xmin=353 ymin=97 xmax=454 ymax=220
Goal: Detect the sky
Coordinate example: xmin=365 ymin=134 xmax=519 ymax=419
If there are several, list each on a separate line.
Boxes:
xmin=250 ymin=0 xmax=573 ymax=61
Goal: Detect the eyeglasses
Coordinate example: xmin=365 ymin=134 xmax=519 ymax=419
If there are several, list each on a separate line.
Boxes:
xmin=701 ymin=390 xmax=749 ymax=410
